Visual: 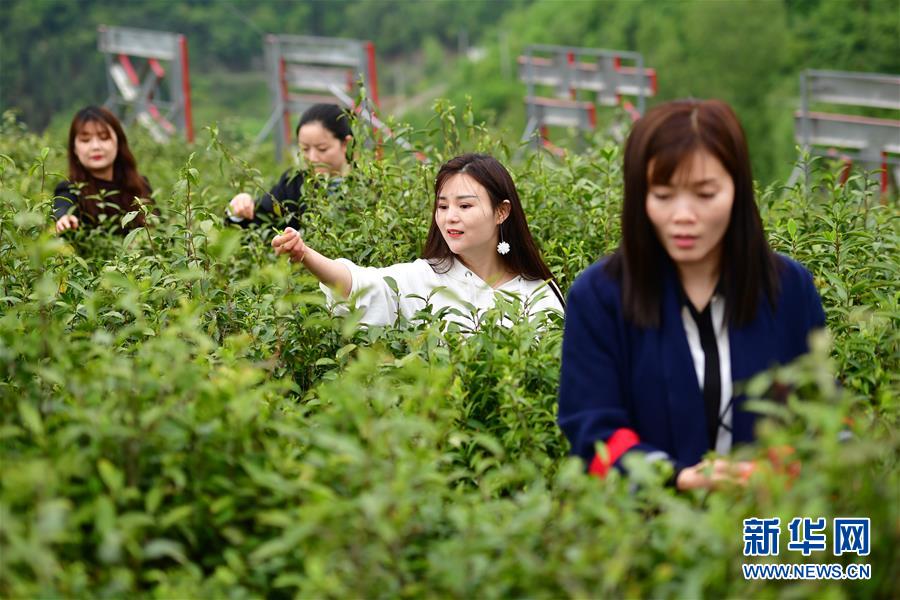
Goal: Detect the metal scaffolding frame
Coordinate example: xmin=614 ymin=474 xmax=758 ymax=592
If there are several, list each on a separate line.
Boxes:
xmin=256 ymin=34 xmax=379 ymax=161
xmin=518 ymin=44 xmax=657 ymax=151
xmin=795 ymin=69 xmax=900 ymax=193
xmin=98 ymin=25 xmax=193 ymax=143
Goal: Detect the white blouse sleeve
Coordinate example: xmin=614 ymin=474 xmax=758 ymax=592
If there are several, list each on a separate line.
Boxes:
xmin=319 ymin=259 xmax=425 ymax=326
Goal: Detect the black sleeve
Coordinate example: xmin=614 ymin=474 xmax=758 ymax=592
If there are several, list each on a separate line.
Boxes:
xmin=226 ymin=170 xmax=305 ymax=230
xmin=53 ymin=181 xmax=79 ymax=221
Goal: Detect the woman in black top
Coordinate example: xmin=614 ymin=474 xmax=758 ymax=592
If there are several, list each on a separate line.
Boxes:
xmin=54 ymin=106 xmax=152 ymax=234
xmin=227 ymin=103 xmax=353 ymax=230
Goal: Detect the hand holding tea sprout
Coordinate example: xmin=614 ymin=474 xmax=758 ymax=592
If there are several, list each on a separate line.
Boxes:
xmin=676 ymin=459 xmax=756 ymax=491
xmin=271 ymin=227 xmax=307 ymax=262
xmin=272 ymin=227 xmax=351 ymax=298
xmin=55 ymin=214 xmax=79 ymax=233
xmin=229 ymin=193 xmax=255 ymax=220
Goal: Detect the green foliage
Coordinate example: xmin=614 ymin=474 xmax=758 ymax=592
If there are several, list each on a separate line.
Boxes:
xmin=431 ymin=0 xmax=900 ymax=183
xmin=0 ymin=108 xmax=897 ymax=597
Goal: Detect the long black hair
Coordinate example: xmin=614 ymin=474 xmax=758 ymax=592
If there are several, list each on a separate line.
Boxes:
xmin=606 ymin=99 xmax=780 ymax=328
xmin=422 ymin=153 xmax=563 ymax=305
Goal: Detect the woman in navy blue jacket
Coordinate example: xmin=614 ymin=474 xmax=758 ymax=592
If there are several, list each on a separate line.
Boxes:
xmin=558 ymin=99 xmax=825 ymax=491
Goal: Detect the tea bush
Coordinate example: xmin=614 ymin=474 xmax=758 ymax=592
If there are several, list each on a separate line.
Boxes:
xmin=0 ymin=108 xmax=897 ymax=598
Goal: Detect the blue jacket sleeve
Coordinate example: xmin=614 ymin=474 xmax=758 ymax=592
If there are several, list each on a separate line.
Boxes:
xmin=802 ymin=265 xmax=826 ymax=331
xmin=782 ymin=256 xmax=826 ymax=352
xmin=558 ymin=266 xmax=678 ymax=477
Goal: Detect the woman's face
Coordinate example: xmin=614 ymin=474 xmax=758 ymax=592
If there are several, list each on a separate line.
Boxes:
xmin=74 ymin=120 xmax=118 ymax=179
xmin=435 ymin=173 xmax=509 ymax=261
xmin=297 ymin=121 xmax=349 ymax=175
xmin=646 ymin=150 xmax=734 ymax=274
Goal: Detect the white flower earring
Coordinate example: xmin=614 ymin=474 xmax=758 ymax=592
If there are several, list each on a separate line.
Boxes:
xmin=497 ymin=225 xmax=510 ymax=255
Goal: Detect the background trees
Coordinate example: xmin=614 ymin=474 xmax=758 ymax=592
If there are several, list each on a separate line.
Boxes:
xmin=1 ymin=0 xmax=898 ymax=182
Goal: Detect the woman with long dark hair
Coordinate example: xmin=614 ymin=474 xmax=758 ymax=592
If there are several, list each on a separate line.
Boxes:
xmin=271 ymin=153 xmax=564 ymax=329
xmin=226 ymin=103 xmax=353 ymax=231
xmin=54 ymin=106 xmax=152 ymax=234
xmin=558 ymin=99 xmax=825 ymax=491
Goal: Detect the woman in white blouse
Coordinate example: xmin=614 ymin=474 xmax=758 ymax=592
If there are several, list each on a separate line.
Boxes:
xmin=272 ymin=153 xmax=564 ymax=330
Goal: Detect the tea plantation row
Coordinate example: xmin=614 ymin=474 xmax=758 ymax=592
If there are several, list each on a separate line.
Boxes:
xmin=0 ymin=109 xmax=897 ymax=597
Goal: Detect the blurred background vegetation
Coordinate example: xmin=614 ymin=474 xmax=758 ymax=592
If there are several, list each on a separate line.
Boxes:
xmin=1 ymin=0 xmax=899 ymax=182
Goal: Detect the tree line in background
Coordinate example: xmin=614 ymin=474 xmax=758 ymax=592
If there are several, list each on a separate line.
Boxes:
xmin=0 ymin=0 xmax=522 ymax=129
xmin=2 ymin=0 xmax=898 ymax=182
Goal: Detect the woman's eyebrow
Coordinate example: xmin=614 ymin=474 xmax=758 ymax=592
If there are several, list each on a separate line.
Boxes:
xmin=652 ymin=178 xmax=719 ymax=187
xmin=437 ymin=193 xmax=480 ymax=200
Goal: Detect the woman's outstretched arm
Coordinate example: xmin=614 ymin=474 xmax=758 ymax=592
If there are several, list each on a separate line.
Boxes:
xmin=272 ymin=227 xmax=351 ymax=298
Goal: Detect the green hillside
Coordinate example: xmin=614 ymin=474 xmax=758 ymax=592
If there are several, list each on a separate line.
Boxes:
xmin=3 ymin=0 xmax=898 ymax=183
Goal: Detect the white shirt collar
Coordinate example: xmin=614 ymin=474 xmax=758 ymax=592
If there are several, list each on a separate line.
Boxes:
xmin=441 ymin=256 xmax=521 ymax=289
